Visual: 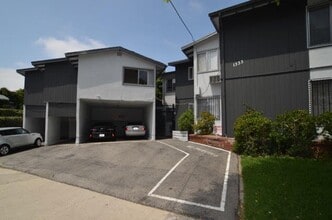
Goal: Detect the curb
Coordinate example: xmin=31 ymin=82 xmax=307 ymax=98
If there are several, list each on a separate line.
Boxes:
xmin=237 ymin=155 xmax=244 ymax=219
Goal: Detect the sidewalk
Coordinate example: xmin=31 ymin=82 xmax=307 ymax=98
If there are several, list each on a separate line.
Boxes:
xmin=0 ymin=167 xmax=193 ymax=220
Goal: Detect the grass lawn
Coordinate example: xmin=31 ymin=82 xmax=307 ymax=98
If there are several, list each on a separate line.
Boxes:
xmin=241 ymin=156 xmax=332 ymax=220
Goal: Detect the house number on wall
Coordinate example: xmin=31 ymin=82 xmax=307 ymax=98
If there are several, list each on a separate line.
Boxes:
xmin=233 ymin=60 xmax=244 ymax=67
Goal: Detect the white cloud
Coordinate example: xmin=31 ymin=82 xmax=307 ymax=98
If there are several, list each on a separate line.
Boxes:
xmin=0 ymin=68 xmax=24 ymax=91
xmin=36 ymin=36 xmax=106 ymax=58
xmin=189 ymin=0 xmax=204 ymax=12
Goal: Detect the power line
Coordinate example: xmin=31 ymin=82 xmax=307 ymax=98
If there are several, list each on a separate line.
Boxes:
xmin=167 ymin=0 xmax=195 ymax=42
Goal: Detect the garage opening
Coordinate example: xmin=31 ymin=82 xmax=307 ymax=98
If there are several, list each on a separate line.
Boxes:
xmin=25 ymin=105 xmax=46 ymax=140
xmin=78 ymin=99 xmax=154 ymax=143
xmin=46 ymin=103 xmax=76 ymax=145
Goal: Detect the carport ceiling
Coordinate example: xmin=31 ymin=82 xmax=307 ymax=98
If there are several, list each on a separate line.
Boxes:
xmin=82 ymin=99 xmax=152 ymax=108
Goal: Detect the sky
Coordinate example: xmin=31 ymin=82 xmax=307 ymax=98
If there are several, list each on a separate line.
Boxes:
xmin=0 ymin=0 xmax=245 ymax=91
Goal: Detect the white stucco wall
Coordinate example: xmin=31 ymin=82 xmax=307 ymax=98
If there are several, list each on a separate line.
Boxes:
xmin=309 ymin=46 xmax=332 ymax=80
xmin=45 ymin=116 xmax=61 ymax=146
xmin=164 ymin=93 xmax=176 ymax=106
xmin=77 ymin=51 xmax=156 ymax=102
xmin=194 ymin=34 xmax=221 ymax=98
xmin=75 ymin=50 xmax=157 ymax=143
xmin=193 ymin=34 xmax=222 ymax=134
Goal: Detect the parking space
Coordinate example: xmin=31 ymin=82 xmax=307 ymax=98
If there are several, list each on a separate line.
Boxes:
xmin=0 ymin=139 xmax=239 ymax=219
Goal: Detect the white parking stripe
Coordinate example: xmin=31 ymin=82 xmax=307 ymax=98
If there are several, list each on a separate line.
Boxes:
xmin=148 ymin=141 xmax=189 ymax=196
xmin=185 ymin=145 xmax=218 ymax=157
xmin=148 ymin=140 xmax=231 ymax=212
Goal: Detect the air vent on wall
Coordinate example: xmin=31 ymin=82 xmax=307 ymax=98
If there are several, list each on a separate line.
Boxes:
xmin=210 ymin=75 xmax=221 ymax=84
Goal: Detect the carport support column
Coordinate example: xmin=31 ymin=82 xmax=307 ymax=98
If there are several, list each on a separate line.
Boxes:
xmin=75 ymin=100 xmax=80 ymax=145
xmin=22 ymin=105 xmax=26 ymax=128
xmin=45 ymin=102 xmax=49 ymax=146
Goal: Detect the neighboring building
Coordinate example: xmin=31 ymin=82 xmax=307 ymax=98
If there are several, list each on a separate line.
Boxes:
xmin=17 ymin=47 xmax=166 ymax=145
xmin=307 ymin=0 xmax=332 ymax=115
xmin=17 ymin=58 xmax=77 ymax=145
xmin=168 ymin=59 xmax=194 ymax=130
xmin=209 ymin=0 xmax=311 ymax=136
xmin=161 ymin=71 xmax=176 ymax=106
xmin=182 ymin=32 xmax=222 ymax=135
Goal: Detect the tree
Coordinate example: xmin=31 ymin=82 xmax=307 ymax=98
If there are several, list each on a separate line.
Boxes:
xmin=0 ymin=87 xmax=24 ymax=109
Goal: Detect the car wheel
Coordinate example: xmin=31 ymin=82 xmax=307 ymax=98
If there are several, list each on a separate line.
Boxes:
xmin=0 ymin=145 xmax=10 ymax=156
xmin=35 ymin=138 xmax=42 ymax=147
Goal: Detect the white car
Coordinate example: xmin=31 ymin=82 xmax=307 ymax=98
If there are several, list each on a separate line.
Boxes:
xmin=0 ymin=127 xmax=43 ymax=156
xmin=124 ymin=122 xmax=147 ymax=138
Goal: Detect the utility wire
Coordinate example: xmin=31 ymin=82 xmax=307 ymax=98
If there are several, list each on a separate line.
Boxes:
xmin=168 ymin=0 xmax=195 ymax=42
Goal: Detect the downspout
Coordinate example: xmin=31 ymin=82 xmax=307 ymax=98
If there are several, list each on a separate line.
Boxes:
xmin=219 ymin=14 xmax=228 ymax=136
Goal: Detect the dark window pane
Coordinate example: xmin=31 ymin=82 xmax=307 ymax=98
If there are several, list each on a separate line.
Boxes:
xmin=309 ymin=6 xmax=331 ymax=46
xmin=312 ymin=80 xmax=332 ymax=115
xmin=139 ymin=70 xmax=147 ymax=85
xmin=124 ymin=68 xmax=138 ymax=84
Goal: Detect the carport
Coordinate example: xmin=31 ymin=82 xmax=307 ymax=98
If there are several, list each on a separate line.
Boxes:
xmin=45 ymin=103 xmax=76 ymax=145
xmin=24 ymin=105 xmax=46 ymax=139
xmin=77 ymin=99 xmax=154 ymax=143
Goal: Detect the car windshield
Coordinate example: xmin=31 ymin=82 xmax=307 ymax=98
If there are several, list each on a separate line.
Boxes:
xmin=127 ymin=122 xmax=143 ymax=125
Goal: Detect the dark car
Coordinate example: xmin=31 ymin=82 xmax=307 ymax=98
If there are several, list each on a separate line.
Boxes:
xmin=88 ymin=123 xmax=116 ymax=141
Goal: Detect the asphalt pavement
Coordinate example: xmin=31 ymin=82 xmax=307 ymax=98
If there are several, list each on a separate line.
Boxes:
xmin=0 ymin=139 xmax=239 ymax=219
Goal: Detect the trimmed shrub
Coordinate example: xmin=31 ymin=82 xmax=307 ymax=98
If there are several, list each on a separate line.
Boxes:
xmin=316 ymin=111 xmax=332 ymax=142
xmin=178 ymin=109 xmax=194 ymax=134
xmin=271 ymin=110 xmax=316 ymax=157
xmin=194 ymin=112 xmax=215 ymax=135
xmin=233 ymin=109 xmax=272 ymax=155
xmin=0 ymin=108 xmax=23 ymax=117
xmin=0 ymin=116 xmax=23 ymax=127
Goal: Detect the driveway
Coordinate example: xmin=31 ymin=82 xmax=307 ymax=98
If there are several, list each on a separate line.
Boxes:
xmin=0 ymin=139 xmax=239 ymax=219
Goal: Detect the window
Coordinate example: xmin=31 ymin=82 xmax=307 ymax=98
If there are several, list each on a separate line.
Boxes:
xmin=188 ymin=67 xmax=193 ymax=80
xmin=308 ymin=4 xmax=332 ymax=47
xmin=197 ymin=96 xmax=220 ymax=120
xmin=123 ymin=68 xmax=154 ymax=86
xmin=166 ymin=78 xmax=176 ymax=93
xmin=197 ymin=49 xmax=218 ymax=73
xmin=311 ymin=79 xmax=332 ymax=115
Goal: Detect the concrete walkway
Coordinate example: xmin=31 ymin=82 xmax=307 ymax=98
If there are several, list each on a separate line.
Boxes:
xmin=0 ymin=168 xmax=193 ymax=220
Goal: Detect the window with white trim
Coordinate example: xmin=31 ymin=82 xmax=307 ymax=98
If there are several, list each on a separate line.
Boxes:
xmin=197 ymin=49 xmax=218 ymax=73
xmin=123 ymin=68 xmax=154 ymax=86
xmin=166 ymin=78 xmax=176 ymax=93
xmin=188 ymin=67 xmax=193 ymax=80
xmin=308 ymin=4 xmax=332 ymax=47
xmin=197 ymin=95 xmax=220 ymax=120
xmin=311 ymin=79 xmax=332 ymax=115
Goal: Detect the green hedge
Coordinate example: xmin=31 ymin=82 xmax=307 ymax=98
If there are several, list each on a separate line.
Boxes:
xmin=194 ymin=111 xmax=215 ymax=135
xmin=0 ymin=117 xmax=23 ymax=127
xmin=271 ymin=110 xmax=316 ymax=157
xmin=233 ymin=109 xmax=272 ymax=156
xmin=0 ymin=108 xmax=23 ymax=117
xmin=178 ymin=109 xmax=194 ymax=133
xmin=233 ymin=109 xmax=329 ymax=158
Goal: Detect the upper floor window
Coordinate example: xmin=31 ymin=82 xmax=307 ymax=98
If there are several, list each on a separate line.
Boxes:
xmin=123 ymin=68 xmax=154 ymax=86
xmin=197 ymin=49 xmax=218 ymax=73
xmin=308 ymin=4 xmax=332 ymax=47
xmin=188 ymin=67 xmax=193 ymax=80
xmin=166 ymin=78 xmax=176 ymax=93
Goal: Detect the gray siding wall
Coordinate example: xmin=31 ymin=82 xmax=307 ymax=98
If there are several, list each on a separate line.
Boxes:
xmin=221 ymin=0 xmax=310 ymax=135
xmin=225 ymin=71 xmax=310 ymax=134
xmin=24 ymin=70 xmax=44 ymax=106
xmin=24 ymin=61 xmax=77 ymax=118
xmin=44 ymin=61 xmax=77 ymax=103
xmin=175 ymin=61 xmax=194 ymax=100
xmin=223 ymin=1 xmax=309 ymax=79
xmin=173 ymin=60 xmax=194 ymax=129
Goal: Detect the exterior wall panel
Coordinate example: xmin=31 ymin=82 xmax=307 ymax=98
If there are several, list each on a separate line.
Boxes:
xmin=223 ymin=1 xmax=309 ymax=79
xmin=225 ymin=71 xmax=310 ymax=135
xmin=44 ymin=61 xmax=77 ymax=103
xmin=24 ymin=70 xmax=44 ymax=106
